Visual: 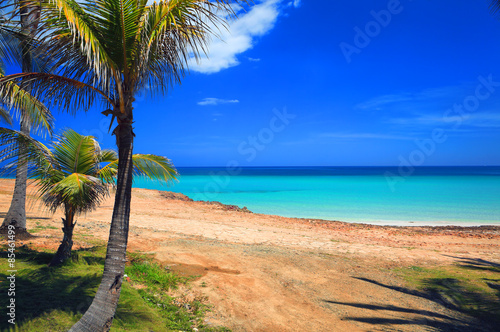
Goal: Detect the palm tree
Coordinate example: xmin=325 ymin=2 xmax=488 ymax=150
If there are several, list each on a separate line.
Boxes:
xmin=0 ymin=128 xmax=177 ymax=266
xmin=0 ymin=0 xmax=243 ymax=329
xmin=0 ymin=0 xmax=53 ymax=233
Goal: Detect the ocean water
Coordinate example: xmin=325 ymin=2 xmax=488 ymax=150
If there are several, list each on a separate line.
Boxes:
xmin=135 ymin=166 xmax=500 ymax=226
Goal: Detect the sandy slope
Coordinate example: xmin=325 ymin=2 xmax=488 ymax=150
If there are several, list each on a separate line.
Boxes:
xmin=1 ymin=179 xmax=499 ymax=331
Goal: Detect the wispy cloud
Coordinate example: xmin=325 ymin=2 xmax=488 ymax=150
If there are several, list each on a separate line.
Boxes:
xmin=355 ymin=86 xmax=464 ymax=112
xmin=354 ymin=84 xmax=500 ymax=133
xmin=288 ymin=0 xmax=301 ymax=8
xmin=389 ymin=112 xmax=500 ymax=128
xmin=247 ymin=57 xmax=261 ymax=62
xmin=197 ymin=98 xmax=240 ymax=106
xmin=319 ymin=132 xmax=412 ymax=140
xmin=189 ymin=0 xmax=296 ymax=74
xmin=355 ymin=94 xmax=413 ymax=111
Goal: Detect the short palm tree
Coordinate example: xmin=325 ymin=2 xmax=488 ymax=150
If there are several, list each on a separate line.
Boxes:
xmin=0 ymin=0 xmax=243 ymax=329
xmin=0 ymin=128 xmax=177 ymax=266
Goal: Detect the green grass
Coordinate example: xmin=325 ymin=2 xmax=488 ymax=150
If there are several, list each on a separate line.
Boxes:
xmin=28 ymin=222 xmax=58 ymax=233
xmin=0 ymin=244 xmax=229 ymax=331
xmin=394 ymin=259 xmax=500 ymax=328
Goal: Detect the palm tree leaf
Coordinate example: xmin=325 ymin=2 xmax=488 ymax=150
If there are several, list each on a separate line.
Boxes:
xmin=97 ymin=152 xmax=177 ymax=184
xmin=96 ymin=148 xmax=118 ymax=183
xmin=52 ymin=129 xmax=101 ymax=176
xmin=0 ymin=106 xmax=13 ymax=125
xmin=492 ymin=0 xmax=500 ymax=13
xmin=0 ymin=75 xmax=53 ymax=135
xmin=39 ymin=172 xmax=109 ymax=214
xmin=0 ymin=20 xmax=23 ymax=68
xmin=40 ymin=0 xmax=117 ymax=84
xmin=0 ymin=72 xmax=114 ymax=113
xmin=0 ymin=126 xmax=54 ymax=171
xmin=0 ymin=10 xmax=53 ymax=135
xmin=131 ymin=153 xmax=178 ymax=183
xmin=135 ymin=0 xmax=235 ymax=95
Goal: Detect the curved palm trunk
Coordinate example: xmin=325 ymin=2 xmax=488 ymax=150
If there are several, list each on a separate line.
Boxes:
xmin=70 ymin=121 xmax=134 ymax=331
xmin=49 ymin=210 xmax=76 ymax=266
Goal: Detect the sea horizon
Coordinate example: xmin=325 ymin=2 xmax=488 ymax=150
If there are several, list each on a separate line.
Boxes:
xmin=132 ymin=166 xmax=500 ymax=227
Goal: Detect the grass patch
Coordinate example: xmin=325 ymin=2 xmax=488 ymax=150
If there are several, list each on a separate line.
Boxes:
xmin=0 ymin=244 xmax=229 ymax=331
xmin=28 ymin=223 xmax=58 ymax=233
xmin=394 ymin=258 xmax=500 ymax=328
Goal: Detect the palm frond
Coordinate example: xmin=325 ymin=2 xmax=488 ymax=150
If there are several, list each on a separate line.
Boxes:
xmin=96 ymin=148 xmax=118 ymax=183
xmin=0 ymin=76 xmax=53 ymax=135
xmin=38 ymin=172 xmax=109 ymax=214
xmin=0 ymin=72 xmax=114 ymax=113
xmin=0 ymin=106 xmax=13 ymax=125
xmin=0 ymin=126 xmax=54 ymax=170
xmin=135 ymin=0 xmax=237 ymax=96
xmin=40 ymin=0 xmax=117 ymax=85
xmin=52 ymin=129 xmax=101 ymax=176
xmin=131 ymin=153 xmax=178 ymax=183
xmin=0 ymin=3 xmax=23 ymax=68
xmin=0 ymin=5 xmax=52 ymax=134
xmin=98 ymin=152 xmax=177 ymax=184
xmin=32 ymin=0 xmax=245 ymax=110
xmin=492 ymin=0 xmax=500 ymax=14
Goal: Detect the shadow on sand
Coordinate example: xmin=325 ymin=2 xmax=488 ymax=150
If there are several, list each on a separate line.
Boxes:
xmin=322 ymin=257 xmax=500 ymax=331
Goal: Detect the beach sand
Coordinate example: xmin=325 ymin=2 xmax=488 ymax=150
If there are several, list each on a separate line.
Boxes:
xmin=1 ymin=178 xmax=499 ymax=331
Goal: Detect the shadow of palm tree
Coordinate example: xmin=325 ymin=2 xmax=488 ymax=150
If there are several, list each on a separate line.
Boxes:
xmin=322 ymin=257 xmax=500 ymax=332
xmin=0 ymin=269 xmax=100 ymax=330
xmin=0 ymin=247 xmax=108 ymax=330
xmin=322 ymin=300 xmax=463 ymax=321
xmin=0 ymin=246 xmax=171 ymax=330
xmin=444 ymin=255 xmax=500 ymax=272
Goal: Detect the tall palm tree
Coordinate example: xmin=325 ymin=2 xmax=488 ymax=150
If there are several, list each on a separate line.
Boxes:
xmin=0 ymin=0 xmax=53 ymax=233
xmin=0 ymin=128 xmax=177 ymax=266
xmin=0 ymin=0 xmax=243 ymax=329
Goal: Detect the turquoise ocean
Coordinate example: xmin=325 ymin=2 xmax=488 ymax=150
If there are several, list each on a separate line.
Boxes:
xmin=134 ymin=166 xmax=500 ymax=226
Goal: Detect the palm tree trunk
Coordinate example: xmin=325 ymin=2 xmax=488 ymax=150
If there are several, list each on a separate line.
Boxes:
xmin=1 ymin=119 xmax=29 ymax=231
xmin=1 ymin=1 xmax=39 ymax=233
xmin=70 ymin=121 xmax=134 ymax=331
xmin=49 ymin=211 xmax=76 ymax=267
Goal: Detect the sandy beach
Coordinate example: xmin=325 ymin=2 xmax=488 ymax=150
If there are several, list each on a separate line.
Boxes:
xmin=1 ymin=178 xmax=500 ymax=331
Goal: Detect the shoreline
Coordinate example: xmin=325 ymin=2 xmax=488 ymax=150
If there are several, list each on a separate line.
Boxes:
xmin=157 ymin=188 xmax=500 ymax=230
xmin=1 ymin=175 xmax=499 ymax=230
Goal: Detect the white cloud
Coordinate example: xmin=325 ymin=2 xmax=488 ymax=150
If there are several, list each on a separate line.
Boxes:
xmin=197 ymin=98 xmax=240 ymax=106
xmin=188 ymin=0 xmax=283 ymax=74
xmin=247 ymin=57 xmax=261 ymax=62
xmin=290 ymin=0 xmax=301 ymax=8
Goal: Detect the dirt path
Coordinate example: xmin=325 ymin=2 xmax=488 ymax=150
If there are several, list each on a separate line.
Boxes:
xmin=1 ymin=179 xmax=499 ymax=331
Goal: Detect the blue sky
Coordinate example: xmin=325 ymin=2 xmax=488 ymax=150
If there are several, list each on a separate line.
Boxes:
xmin=13 ymin=0 xmax=500 ymax=166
